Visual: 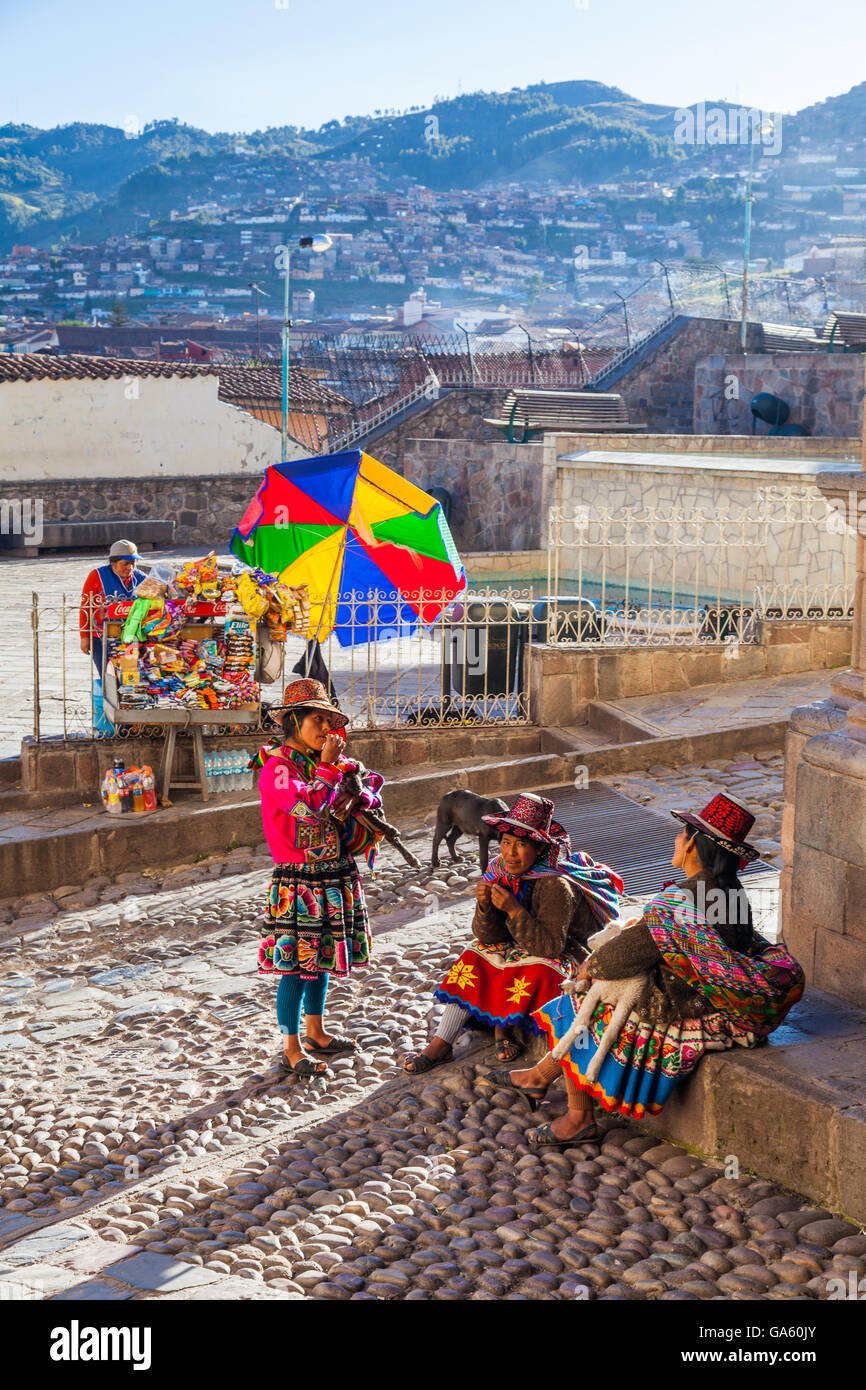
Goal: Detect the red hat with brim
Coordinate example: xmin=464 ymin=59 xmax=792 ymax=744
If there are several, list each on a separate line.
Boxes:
xmin=671 ymin=791 xmax=759 ymax=865
xmin=269 ymin=678 xmax=349 ymax=730
xmin=482 ymin=792 xmax=569 ymax=850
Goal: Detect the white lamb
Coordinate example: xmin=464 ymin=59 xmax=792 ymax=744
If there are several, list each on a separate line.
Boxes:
xmin=550 ymin=918 xmax=647 ymax=1083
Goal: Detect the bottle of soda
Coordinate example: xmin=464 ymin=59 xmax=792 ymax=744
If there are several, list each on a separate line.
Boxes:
xmin=102 ymin=769 xmax=121 ymax=814
xmin=141 ymin=766 xmax=157 ymax=813
xmin=119 ymin=775 xmax=132 ymax=814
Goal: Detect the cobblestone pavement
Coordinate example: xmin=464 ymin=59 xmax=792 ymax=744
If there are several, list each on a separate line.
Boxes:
xmin=603 ymin=748 xmax=786 ymax=869
xmin=1 ymin=806 xmax=863 ymax=1301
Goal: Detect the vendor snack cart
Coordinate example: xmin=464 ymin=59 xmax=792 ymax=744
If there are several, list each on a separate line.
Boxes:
xmin=98 ymin=554 xmax=309 ymax=806
xmin=101 ymin=599 xmax=260 ymax=805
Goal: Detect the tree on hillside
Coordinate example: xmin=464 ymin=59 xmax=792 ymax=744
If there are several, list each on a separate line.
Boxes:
xmin=110 ymin=299 xmax=130 ymax=326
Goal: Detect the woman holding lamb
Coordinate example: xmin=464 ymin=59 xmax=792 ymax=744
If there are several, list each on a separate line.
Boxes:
xmin=487 ymin=792 xmax=805 ymax=1151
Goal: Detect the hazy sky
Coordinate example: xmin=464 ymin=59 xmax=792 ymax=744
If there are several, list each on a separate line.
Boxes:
xmin=4 ymin=0 xmax=864 ymax=132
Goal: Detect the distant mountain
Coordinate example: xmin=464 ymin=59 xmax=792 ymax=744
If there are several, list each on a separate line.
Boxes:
xmin=2 ymin=80 xmax=865 ymax=250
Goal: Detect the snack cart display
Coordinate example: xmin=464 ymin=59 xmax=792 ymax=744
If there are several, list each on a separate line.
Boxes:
xmin=100 ymin=554 xmax=309 ymax=806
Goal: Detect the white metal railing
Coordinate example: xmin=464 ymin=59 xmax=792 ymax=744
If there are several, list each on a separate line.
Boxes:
xmin=544 ymin=485 xmax=855 ymax=648
xmin=26 ymin=585 xmax=532 ymax=747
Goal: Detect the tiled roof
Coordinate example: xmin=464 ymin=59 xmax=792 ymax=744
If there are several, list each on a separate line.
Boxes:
xmin=217 ymin=365 xmax=353 ymax=412
xmin=0 ymin=352 xmax=353 ymax=413
xmin=0 ymin=353 xmax=218 ymax=383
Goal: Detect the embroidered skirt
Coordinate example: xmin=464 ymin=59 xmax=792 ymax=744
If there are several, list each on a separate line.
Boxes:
xmin=533 ymin=991 xmax=760 ymax=1119
xmin=433 ymin=939 xmax=577 ymax=1032
xmin=257 ymin=856 xmax=371 ymax=980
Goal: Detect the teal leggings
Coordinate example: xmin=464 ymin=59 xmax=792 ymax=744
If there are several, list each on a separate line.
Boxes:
xmin=276 ymin=972 xmax=329 ymax=1036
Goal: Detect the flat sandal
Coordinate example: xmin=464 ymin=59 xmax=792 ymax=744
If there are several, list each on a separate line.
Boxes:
xmin=528 ymin=1119 xmax=599 ymax=1150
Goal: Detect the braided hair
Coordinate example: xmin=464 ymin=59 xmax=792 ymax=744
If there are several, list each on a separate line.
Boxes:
xmin=691 ymin=830 xmax=754 ymax=953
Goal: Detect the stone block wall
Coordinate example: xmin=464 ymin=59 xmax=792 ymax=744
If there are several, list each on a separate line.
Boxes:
xmin=608 ymin=317 xmax=763 ymax=433
xmin=554 ymin=455 xmax=856 ymax=598
xmin=529 ymin=621 xmax=852 ymax=727
xmin=0 ymin=474 xmax=266 ymax=548
xmin=694 ymin=354 xmax=866 ymax=437
xmin=782 ymin=704 xmax=866 ymax=1009
xmin=397 ymin=437 xmax=545 ymax=554
xmin=367 ymin=388 xmax=504 ymax=474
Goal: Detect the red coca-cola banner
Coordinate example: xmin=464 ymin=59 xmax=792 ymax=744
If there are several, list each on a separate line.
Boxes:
xmin=105 ymin=600 xmax=229 ymax=620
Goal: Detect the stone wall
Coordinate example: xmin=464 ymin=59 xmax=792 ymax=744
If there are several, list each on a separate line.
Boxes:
xmin=397 ymin=437 xmax=545 ymax=554
xmin=694 ymin=354 xmax=866 ymax=437
xmin=0 ymin=474 xmax=265 ymax=548
xmin=781 ymin=702 xmax=866 ymax=1009
xmin=554 ymin=452 xmax=857 ymax=599
xmin=610 ymin=317 xmax=763 ymax=433
xmin=529 ymin=620 xmax=852 ymax=727
xmin=367 ymin=388 xmax=504 ymax=474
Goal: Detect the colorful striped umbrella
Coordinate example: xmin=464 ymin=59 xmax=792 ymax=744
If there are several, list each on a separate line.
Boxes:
xmin=230 ymin=449 xmax=466 ymax=645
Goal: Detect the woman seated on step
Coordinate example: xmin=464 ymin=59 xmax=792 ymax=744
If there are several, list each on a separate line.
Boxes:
xmin=487 ymin=792 xmax=805 ymax=1151
xmin=402 ymin=793 xmax=624 ymax=1072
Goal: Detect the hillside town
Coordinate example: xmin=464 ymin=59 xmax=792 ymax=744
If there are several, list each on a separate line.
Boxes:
xmin=0 ymin=12 xmax=865 ymax=1350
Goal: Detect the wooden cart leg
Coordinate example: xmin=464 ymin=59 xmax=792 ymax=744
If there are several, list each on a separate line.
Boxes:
xmin=159 ymin=726 xmax=177 ymax=807
xmin=193 ymin=726 xmax=209 ymax=804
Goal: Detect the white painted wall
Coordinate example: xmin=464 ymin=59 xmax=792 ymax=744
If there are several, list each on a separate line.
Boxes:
xmin=0 ymin=375 xmax=307 ymax=481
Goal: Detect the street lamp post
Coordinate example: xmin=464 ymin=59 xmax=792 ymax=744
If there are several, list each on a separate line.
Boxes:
xmin=741 ymin=120 xmax=774 ymax=353
xmin=278 ymin=234 xmax=332 ymax=460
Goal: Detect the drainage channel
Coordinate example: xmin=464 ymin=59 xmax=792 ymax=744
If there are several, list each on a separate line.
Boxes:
xmin=540 ymin=782 xmax=775 ymax=897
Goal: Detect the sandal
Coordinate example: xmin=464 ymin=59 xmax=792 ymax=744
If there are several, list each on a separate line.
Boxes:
xmin=303 ymin=1035 xmax=357 ymax=1056
xmin=402 ymin=1045 xmax=452 ymax=1074
xmin=278 ymin=1054 xmax=328 ymax=1077
xmin=483 ymin=1068 xmax=548 ymax=1111
xmin=528 ymin=1119 xmax=599 ymax=1150
xmin=495 ymin=1036 xmax=525 ymax=1064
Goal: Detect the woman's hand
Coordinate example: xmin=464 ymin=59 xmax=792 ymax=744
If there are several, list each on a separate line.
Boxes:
xmin=319 ymin=731 xmax=342 ymax=765
xmin=490 ymin=882 xmax=521 ymax=916
xmin=474 ymin=880 xmax=492 ymax=910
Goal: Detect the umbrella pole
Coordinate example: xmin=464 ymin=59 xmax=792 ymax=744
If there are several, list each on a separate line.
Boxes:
xmin=305 ymin=533 xmax=347 ymax=678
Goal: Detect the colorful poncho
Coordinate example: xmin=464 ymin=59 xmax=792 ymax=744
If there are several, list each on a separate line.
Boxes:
xmin=534 ymin=885 xmax=805 ymax=1118
xmin=483 ymin=846 xmax=623 ymax=927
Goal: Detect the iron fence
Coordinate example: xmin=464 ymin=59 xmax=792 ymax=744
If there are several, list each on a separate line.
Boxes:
xmin=544 ymin=486 xmax=855 ymax=648
xmin=26 ymin=586 xmax=533 ymax=747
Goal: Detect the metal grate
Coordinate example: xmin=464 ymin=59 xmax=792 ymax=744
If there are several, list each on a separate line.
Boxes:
xmin=544 ymin=782 xmax=774 ymax=897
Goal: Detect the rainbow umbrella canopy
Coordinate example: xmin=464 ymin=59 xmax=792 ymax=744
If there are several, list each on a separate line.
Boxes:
xmin=230 ymin=449 xmax=466 ymax=645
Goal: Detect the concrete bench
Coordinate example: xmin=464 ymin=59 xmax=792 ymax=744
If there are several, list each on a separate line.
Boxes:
xmin=484 ymin=389 xmax=647 ymax=441
xmin=0 ymin=518 xmax=176 ymax=558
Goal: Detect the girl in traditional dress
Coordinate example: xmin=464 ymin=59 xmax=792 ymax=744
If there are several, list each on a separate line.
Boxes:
xmin=253 ymin=679 xmax=383 ymax=1078
xmin=489 ymin=792 xmax=805 ymax=1149
xmin=403 ymin=793 xmax=623 ymax=1073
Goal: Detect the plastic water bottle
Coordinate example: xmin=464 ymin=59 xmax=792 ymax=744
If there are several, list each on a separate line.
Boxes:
xmin=234 ymin=749 xmax=246 ymax=791
xmin=203 ymin=751 xmax=213 ymax=793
